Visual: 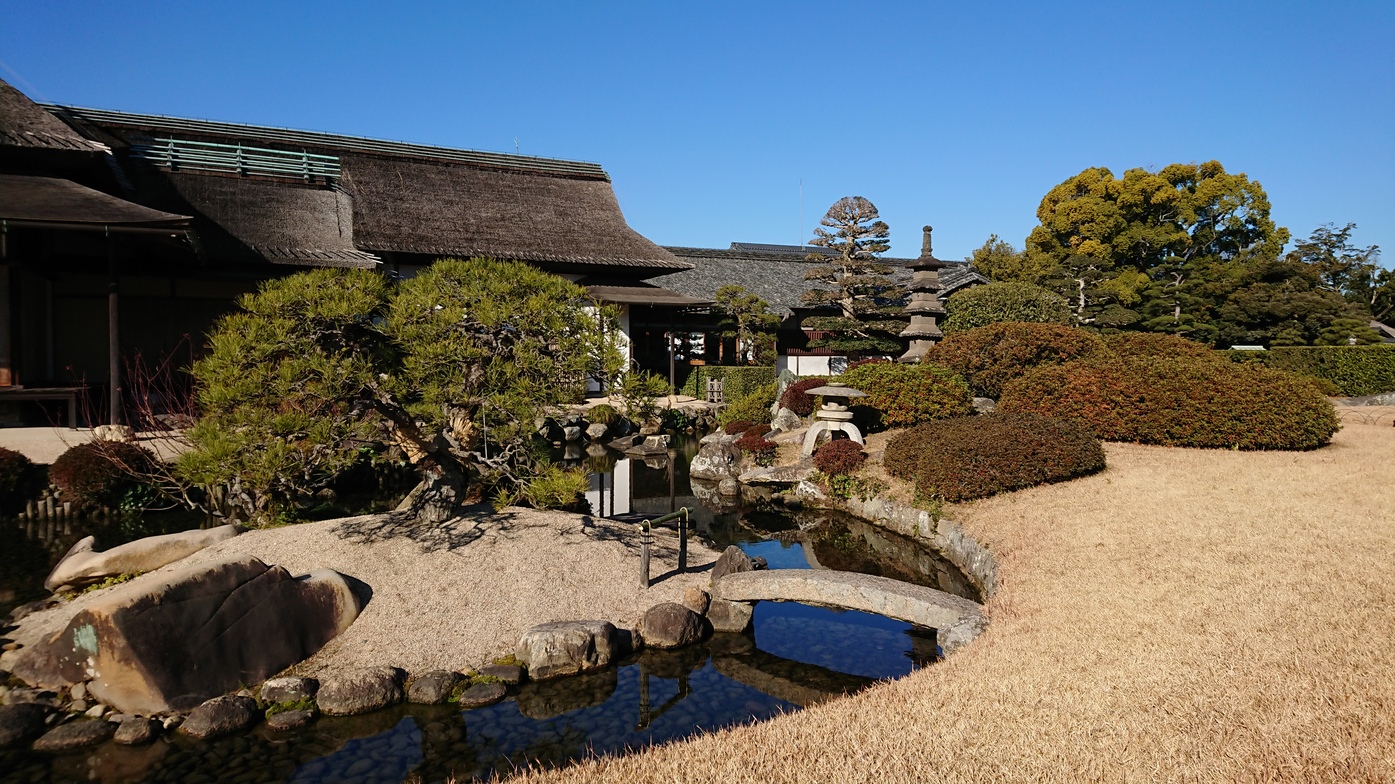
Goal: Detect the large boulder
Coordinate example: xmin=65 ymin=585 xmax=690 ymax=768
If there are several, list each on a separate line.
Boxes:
xmin=689 ymin=434 xmax=742 ymax=481
xmin=14 ymin=554 xmax=362 ymax=715
xmin=707 ymin=598 xmax=755 ymax=633
xmin=516 ymin=620 xmax=619 ymax=680
xmin=44 ymin=525 xmax=242 ymax=591
xmin=771 ymin=407 xmax=804 ymax=432
xmin=0 ymin=703 xmax=52 ymax=748
xmin=260 ymin=676 xmax=318 ymax=704
xmin=710 ymin=545 xmax=754 ymax=581
xmin=637 ymin=603 xmax=707 ymax=649
xmin=317 ymin=667 xmax=404 ymax=716
xmin=585 ymin=422 xmax=609 ymax=441
xmin=179 ymin=695 xmax=258 ymax=740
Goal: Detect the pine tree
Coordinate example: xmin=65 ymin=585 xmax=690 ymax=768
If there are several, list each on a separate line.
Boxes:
xmin=800 ymin=196 xmax=907 ymax=354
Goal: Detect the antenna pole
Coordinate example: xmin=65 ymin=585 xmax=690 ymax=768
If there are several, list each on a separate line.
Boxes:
xmin=799 ymin=178 xmax=803 ymax=246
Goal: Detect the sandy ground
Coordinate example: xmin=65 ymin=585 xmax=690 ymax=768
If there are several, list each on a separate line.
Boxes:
xmin=506 ymin=417 xmax=1395 ymax=783
xmin=0 ymin=426 xmax=186 ymax=463
xmin=9 ymin=507 xmax=719 ymax=677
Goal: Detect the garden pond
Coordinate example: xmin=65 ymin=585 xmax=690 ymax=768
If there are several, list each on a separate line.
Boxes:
xmin=2 ymin=436 xmax=978 ymax=783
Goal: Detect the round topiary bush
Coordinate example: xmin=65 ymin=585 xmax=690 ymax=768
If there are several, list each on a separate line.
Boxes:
xmin=718 ymin=382 xmax=777 ymax=428
xmin=723 ymin=420 xmax=754 ymax=435
xmin=884 ymin=413 xmax=1106 ymax=502
xmin=779 ymin=377 xmax=828 ymax=416
xmin=0 ymin=447 xmax=45 ymax=517
xmin=930 ymin=322 xmax=1108 ymax=399
xmin=586 ymin=403 xmax=621 ymax=426
xmin=1103 ymin=332 xmax=1220 ymax=362
xmin=813 ymin=439 xmax=866 ymax=477
xmin=942 ymin=282 xmax=1074 ymax=334
xmin=998 ymin=358 xmax=1340 ymax=450
xmin=837 ymin=360 xmax=973 ymax=430
xmin=49 ymin=441 xmax=158 ymax=510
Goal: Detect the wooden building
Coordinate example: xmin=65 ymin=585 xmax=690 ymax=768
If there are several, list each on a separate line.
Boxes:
xmin=0 ymin=79 xmax=702 ymax=424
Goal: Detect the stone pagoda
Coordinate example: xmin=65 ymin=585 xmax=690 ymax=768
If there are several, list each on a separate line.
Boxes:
xmin=897 ymin=225 xmax=947 ymax=363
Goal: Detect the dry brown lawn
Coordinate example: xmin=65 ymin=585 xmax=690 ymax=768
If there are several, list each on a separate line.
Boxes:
xmin=510 ymin=418 xmax=1395 ymax=783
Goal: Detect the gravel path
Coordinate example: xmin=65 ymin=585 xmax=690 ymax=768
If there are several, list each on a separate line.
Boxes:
xmin=11 ymin=507 xmax=719 ymax=677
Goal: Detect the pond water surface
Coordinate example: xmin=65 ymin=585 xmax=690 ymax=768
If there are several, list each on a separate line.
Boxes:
xmin=3 ymin=435 xmax=973 ymax=783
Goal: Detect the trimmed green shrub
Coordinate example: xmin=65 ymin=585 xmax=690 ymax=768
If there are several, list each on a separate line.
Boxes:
xmin=930 ymin=322 xmax=1108 ymax=399
xmin=49 ymin=441 xmax=158 ymax=510
xmin=999 ymin=358 xmax=1340 ymax=450
xmin=1226 ymin=345 xmax=1395 ymax=397
xmin=1104 ymin=332 xmax=1219 ymax=362
xmin=0 ymin=447 xmax=44 ymax=517
xmin=779 ymin=377 xmax=828 ymax=416
xmin=718 ymin=382 xmax=777 ymax=427
xmin=586 ymin=403 xmax=620 ymax=426
xmin=836 ymin=360 xmax=973 ymax=429
xmin=883 ymin=413 xmax=1105 ymax=502
xmin=679 ymin=366 xmax=778 ymax=401
xmin=813 ymin=439 xmax=866 ymax=477
xmin=942 ymin=282 xmax=1073 ymax=334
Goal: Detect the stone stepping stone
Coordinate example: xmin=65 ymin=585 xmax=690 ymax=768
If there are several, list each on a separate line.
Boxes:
xmin=455 ymin=682 xmax=506 ymax=709
xmin=265 ymin=709 xmax=316 ymax=731
xmin=32 ymin=719 xmax=115 ymax=752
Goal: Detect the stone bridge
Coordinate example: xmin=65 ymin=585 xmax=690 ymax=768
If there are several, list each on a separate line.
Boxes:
xmin=712 ymin=569 xmax=987 ymax=654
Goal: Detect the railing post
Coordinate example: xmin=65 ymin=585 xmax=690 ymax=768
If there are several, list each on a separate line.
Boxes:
xmin=639 ymin=520 xmax=652 ymax=589
xmin=677 ymin=510 xmax=687 ymax=574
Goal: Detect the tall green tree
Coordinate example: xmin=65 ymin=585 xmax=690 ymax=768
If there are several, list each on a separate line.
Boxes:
xmin=178 ymin=258 xmax=622 ymax=523
xmin=714 ymin=284 xmax=779 ymax=364
xmin=1024 ymin=161 xmax=1289 ymax=339
xmin=1285 ymin=223 xmax=1386 ymax=315
xmin=965 ymin=234 xmax=1047 ymax=282
xmin=800 ymin=196 xmax=907 ymax=353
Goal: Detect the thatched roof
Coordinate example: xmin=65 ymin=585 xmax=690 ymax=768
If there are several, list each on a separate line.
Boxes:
xmin=654 ymin=244 xmax=988 ymax=317
xmin=340 ymin=154 xmax=688 ymax=272
xmin=0 ymin=174 xmax=189 ymax=229
xmin=0 ymin=80 xmax=106 ymax=153
xmin=133 ymin=172 xmax=378 ymax=268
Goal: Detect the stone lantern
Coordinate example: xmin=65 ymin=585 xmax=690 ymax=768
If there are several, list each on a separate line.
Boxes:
xmin=898 ymin=225 xmax=947 ymax=363
xmin=800 ymin=381 xmax=869 ymax=457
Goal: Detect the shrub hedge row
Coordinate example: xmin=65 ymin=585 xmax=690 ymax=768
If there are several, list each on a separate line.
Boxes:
xmin=884 ymin=413 xmax=1106 ymax=502
xmin=1225 ymin=345 xmax=1395 ymax=397
xmin=930 ymin=322 xmax=1108 ymax=399
xmin=836 ymin=360 xmax=973 ymax=430
xmin=679 ymin=365 xmax=778 ymax=402
xmin=1104 ymin=332 xmax=1219 ymax=362
xmin=999 ymin=358 xmax=1340 ymax=450
xmin=942 ymin=282 xmax=1074 ymax=335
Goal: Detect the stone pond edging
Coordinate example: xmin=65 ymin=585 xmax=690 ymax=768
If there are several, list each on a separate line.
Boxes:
xmin=792 ymin=480 xmax=1000 ymax=601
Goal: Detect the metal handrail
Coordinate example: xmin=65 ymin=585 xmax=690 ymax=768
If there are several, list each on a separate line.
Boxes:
xmin=130 ymin=136 xmax=341 ymax=182
xmin=638 ymin=507 xmax=691 ymax=588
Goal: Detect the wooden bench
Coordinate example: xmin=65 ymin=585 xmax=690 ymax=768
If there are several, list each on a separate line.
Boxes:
xmin=0 ymin=386 xmax=83 ymax=429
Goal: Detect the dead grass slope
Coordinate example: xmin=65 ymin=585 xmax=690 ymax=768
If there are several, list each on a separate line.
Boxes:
xmin=512 ymin=422 xmax=1395 ymax=783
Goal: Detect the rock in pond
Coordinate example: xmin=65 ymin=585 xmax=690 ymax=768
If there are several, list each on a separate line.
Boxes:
xmin=455 ymin=682 xmax=506 ymax=709
xmin=12 ymin=554 xmax=362 ymax=715
xmin=0 ymin=703 xmax=53 ymax=748
xmin=32 ymin=719 xmax=115 ymax=752
xmin=516 ymin=620 xmax=619 ymax=680
xmin=476 ymin=663 xmax=524 ymax=686
xmin=112 ymin=716 xmax=159 ymax=745
xmin=637 ymin=602 xmax=707 ymax=649
xmin=739 ymin=462 xmax=816 ymax=486
xmin=44 ymin=525 xmax=242 ymax=591
xmin=707 ymin=598 xmax=755 ymax=634
xmin=585 ymin=422 xmax=609 ymax=440
xmin=260 ymin=676 xmax=318 ymax=704
xmin=180 ymin=695 xmax=259 ymax=740
xmin=710 ymin=545 xmax=754 ymax=581
xmin=265 ymin=709 xmax=316 ymax=731
xmin=689 ymin=434 xmax=742 ymax=482
xmin=406 ymin=670 xmax=460 ymax=705
xmin=317 ymin=666 xmax=404 ymax=716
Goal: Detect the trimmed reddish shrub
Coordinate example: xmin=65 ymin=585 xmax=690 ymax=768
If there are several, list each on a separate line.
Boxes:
xmin=837 ymin=361 xmax=973 ymax=430
xmin=884 ymin=413 xmax=1106 ymax=502
xmin=845 ymin=357 xmax=888 ymax=372
xmin=779 ymin=377 xmax=828 ymax=416
xmin=813 ymin=439 xmax=866 ymax=476
xmin=723 ymin=420 xmax=755 ymax=435
xmin=999 ymin=358 xmax=1340 ymax=450
xmin=0 ymin=447 xmax=44 ymax=516
xmin=49 ymin=441 xmax=158 ymax=509
xmin=1104 ymin=332 xmax=1219 ymax=362
xmin=736 ymin=426 xmax=778 ymax=466
xmin=930 ymin=322 xmax=1107 ymax=399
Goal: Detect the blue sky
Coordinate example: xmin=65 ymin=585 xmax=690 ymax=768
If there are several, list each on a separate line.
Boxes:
xmin=3 ymin=1 xmax=1391 ymax=263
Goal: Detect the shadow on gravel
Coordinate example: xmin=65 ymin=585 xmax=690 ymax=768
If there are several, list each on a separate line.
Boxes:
xmin=329 ymin=505 xmax=515 ymax=552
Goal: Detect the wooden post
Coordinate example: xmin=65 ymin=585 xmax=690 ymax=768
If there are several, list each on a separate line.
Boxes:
xmin=0 ymin=259 xmax=11 ymax=387
xmin=677 ymin=512 xmax=687 ymax=574
xmin=107 ymin=233 xmax=121 ymax=426
xmin=639 ymin=521 xmax=652 ymax=588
